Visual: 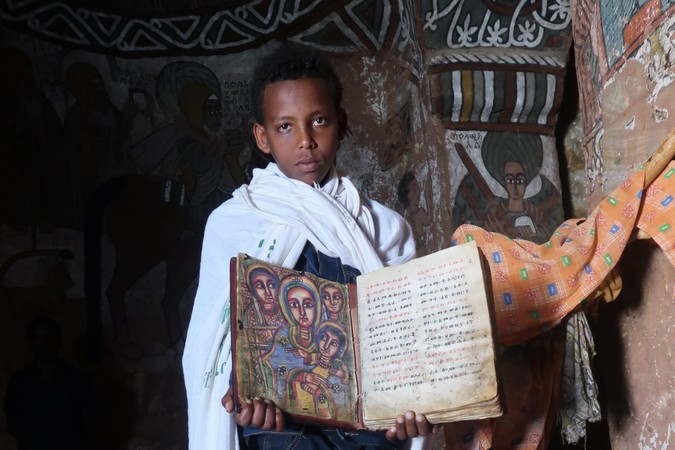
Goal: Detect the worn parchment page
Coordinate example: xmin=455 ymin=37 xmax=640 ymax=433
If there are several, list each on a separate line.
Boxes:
xmin=356 ymin=241 xmax=501 ymax=429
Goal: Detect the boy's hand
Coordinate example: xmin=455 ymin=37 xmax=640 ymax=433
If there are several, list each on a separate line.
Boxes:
xmin=385 ymin=411 xmax=432 ymax=441
xmin=222 ymin=387 xmax=285 ymax=432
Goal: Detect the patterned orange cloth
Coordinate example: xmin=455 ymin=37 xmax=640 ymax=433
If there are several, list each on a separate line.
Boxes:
xmin=451 ymin=160 xmax=675 ymax=347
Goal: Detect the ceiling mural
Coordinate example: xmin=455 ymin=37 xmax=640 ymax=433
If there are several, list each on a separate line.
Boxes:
xmin=416 ymin=0 xmax=572 ymax=134
xmin=419 ymin=0 xmax=571 ymax=59
xmin=0 ymin=0 xmax=419 ymax=61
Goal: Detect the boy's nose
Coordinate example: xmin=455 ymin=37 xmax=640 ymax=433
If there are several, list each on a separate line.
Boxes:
xmin=298 ymin=127 xmax=317 ymax=150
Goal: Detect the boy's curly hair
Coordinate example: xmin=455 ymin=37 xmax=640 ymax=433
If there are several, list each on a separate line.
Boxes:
xmin=250 ymin=44 xmax=343 ymax=124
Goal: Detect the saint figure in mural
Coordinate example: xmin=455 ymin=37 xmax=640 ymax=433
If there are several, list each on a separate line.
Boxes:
xmin=84 ymin=62 xmax=253 ymax=360
xmin=287 ymin=321 xmax=350 ymax=419
xmin=452 ymin=131 xmax=562 ymax=244
xmin=129 ymin=61 xmax=249 ymax=223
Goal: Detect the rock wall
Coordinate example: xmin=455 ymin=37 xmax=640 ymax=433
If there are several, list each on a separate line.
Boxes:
xmin=571 ymin=1 xmax=675 ymax=449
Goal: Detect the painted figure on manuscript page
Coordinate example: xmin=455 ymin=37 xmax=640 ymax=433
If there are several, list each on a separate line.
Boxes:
xmin=246 ymin=264 xmax=284 ymax=327
xmin=261 ymin=275 xmax=323 ymax=393
xmin=320 ymin=281 xmax=347 ymax=322
xmin=287 ymin=321 xmax=350 ymax=418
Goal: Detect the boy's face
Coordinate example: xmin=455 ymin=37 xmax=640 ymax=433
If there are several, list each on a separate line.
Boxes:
xmin=253 ymin=77 xmax=346 ymax=186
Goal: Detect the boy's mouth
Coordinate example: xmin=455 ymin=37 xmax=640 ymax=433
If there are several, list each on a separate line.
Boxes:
xmin=296 ymin=159 xmax=321 ymax=170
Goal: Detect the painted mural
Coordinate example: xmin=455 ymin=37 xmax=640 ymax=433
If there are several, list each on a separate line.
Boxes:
xmin=574 ymin=0 xmax=675 ymax=205
xmin=451 ymin=131 xmax=562 ymax=243
xmin=570 ymin=2 xmax=675 ymax=449
xmin=416 ymin=0 xmax=570 ymax=250
xmin=0 ymin=2 xmax=439 ymax=449
xmin=0 ymin=0 xmax=422 ymax=63
xmin=5 ymin=1 xmax=669 ymax=450
xmin=414 ymin=2 xmax=573 ymax=450
xmin=418 ymin=0 xmax=571 ymax=134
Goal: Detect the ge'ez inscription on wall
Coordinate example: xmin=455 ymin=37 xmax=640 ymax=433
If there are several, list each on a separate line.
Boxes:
xmin=222 ymin=78 xmax=250 ymax=128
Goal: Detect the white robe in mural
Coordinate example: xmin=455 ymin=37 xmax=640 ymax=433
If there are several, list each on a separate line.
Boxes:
xmin=182 ymin=163 xmax=416 ymax=450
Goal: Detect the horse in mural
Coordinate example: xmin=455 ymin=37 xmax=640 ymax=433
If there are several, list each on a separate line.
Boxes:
xmin=84 ymin=175 xmax=202 ymax=361
xmin=84 ymin=145 xmax=273 ymax=362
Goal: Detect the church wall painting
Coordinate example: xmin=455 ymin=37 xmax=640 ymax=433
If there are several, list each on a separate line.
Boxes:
xmin=5 ymin=1 xmax=671 ymax=449
xmin=570 ymin=2 xmax=675 ymax=449
xmin=573 ymin=0 xmax=675 ymax=207
xmin=448 ymin=130 xmax=563 ymax=244
xmin=416 ymin=0 xmax=571 ymax=244
xmin=414 ymin=2 xmax=573 ymax=449
xmin=0 ymin=2 xmax=440 ymax=448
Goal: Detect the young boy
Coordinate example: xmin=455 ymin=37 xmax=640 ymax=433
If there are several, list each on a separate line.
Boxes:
xmin=182 ymin=45 xmax=431 ymax=450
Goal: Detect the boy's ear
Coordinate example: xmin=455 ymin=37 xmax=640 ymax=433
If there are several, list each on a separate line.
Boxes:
xmin=253 ymin=122 xmax=271 ymax=154
xmin=338 ymin=108 xmax=347 ymax=141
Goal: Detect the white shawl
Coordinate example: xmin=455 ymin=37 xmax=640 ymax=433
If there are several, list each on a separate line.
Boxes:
xmin=182 ymin=163 xmax=415 ymax=450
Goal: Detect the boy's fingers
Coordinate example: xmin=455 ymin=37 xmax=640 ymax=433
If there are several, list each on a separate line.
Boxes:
xmin=395 ymin=414 xmax=408 ymax=440
xmin=275 ymin=407 xmax=285 ymax=432
xmin=249 ymin=398 xmax=267 ymax=428
xmin=386 ymin=415 xmax=404 ymax=441
xmin=404 ymin=411 xmax=419 ymax=438
xmin=235 ymin=399 xmax=254 ymax=427
xmin=221 ymin=388 xmax=235 ymax=413
xmin=415 ymin=414 xmax=431 ymax=436
xmin=386 ymin=425 xmax=397 ymax=441
xmin=261 ymin=400 xmax=277 ymax=430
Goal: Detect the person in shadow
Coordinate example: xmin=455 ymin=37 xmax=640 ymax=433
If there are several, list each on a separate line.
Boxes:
xmin=5 ymin=316 xmax=95 ymax=450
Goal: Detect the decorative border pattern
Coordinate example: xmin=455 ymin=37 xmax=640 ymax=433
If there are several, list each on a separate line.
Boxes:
xmin=428 ymin=65 xmax=565 ymax=135
xmin=0 ymin=0 xmax=417 ymax=60
xmin=426 ymin=51 xmax=567 ymax=68
xmin=417 ymin=0 xmax=572 ymax=132
xmin=418 ymin=0 xmax=571 ymax=53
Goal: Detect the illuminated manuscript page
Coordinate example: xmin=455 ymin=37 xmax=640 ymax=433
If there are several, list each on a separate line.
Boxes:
xmin=356 ymin=241 xmax=500 ymax=429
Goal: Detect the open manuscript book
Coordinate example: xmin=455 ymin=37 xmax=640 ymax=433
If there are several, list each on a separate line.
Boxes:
xmin=230 ymin=241 xmax=502 ymax=430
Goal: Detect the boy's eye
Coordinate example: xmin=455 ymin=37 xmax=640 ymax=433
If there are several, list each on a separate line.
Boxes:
xmin=277 ymin=123 xmax=292 ymax=132
xmin=312 ymin=117 xmax=326 ymax=126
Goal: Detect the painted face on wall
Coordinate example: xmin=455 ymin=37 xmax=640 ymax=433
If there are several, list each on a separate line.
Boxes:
xmin=251 ymin=270 xmax=278 ymax=313
xmin=321 ymin=284 xmax=344 ymax=314
xmin=203 ymin=96 xmax=223 ymax=133
xmin=253 ymin=77 xmax=346 ymax=186
xmin=287 ymin=285 xmax=317 ymax=328
xmin=318 ymin=328 xmax=341 ymax=360
xmin=503 ymin=160 xmax=526 ymax=201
